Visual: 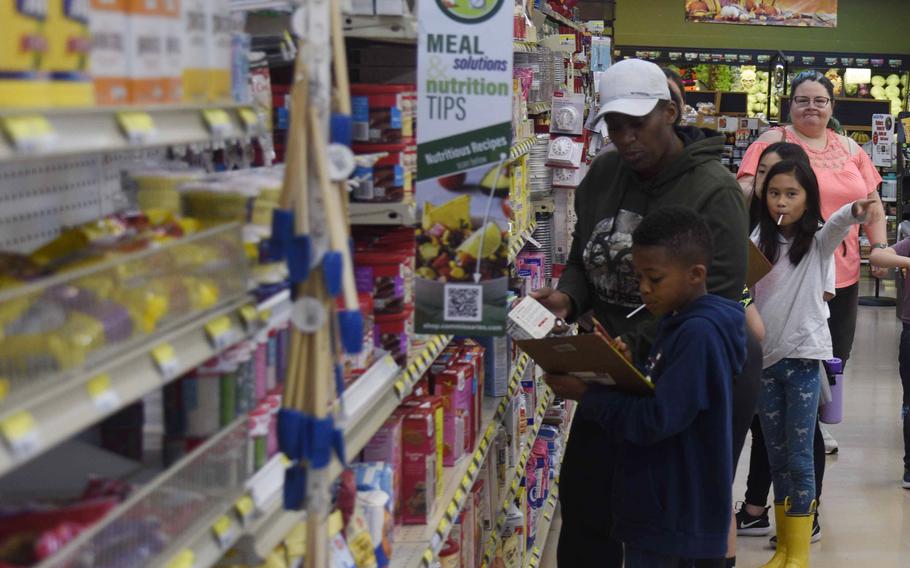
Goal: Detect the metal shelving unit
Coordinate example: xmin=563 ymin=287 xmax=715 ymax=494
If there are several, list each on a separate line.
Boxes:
xmin=0 ymin=104 xmax=265 ymax=163
xmin=537 ymin=6 xmax=585 ymax=32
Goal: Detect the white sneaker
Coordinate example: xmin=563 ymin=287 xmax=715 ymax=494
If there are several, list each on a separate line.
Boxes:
xmin=821 ymin=425 xmax=838 ymax=455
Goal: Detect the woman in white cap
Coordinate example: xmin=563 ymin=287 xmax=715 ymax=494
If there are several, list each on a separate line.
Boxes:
xmin=532 ymin=58 xmax=748 ymax=567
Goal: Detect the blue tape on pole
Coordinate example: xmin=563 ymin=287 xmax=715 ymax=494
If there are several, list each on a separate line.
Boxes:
xmin=270 ymin=209 xmax=294 ymax=259
xmin=322 ymin=251 xmax=343 ymax=297
xmin=333 ymin=428 xmax=346 ymax=467
xmin=283 ymin=467 xmax=306 ymax=511
xmin=330 ymin=113 xmax=353 ymax=147
xmin=309 ymin=416 xmax=334 ymax=469
xmin=334 ymin=364 xmax=345 ymax=396
xmin=287 ymin=235 xmax=312 ymax=284
xmin=278 ymin=408 xmax=304 ymax=461
xmin=338 ymin=310 xmax=364 ymax=354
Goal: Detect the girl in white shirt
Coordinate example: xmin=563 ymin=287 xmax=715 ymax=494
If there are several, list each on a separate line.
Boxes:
xmin=750 ymin=158 xmax=877 ymax=568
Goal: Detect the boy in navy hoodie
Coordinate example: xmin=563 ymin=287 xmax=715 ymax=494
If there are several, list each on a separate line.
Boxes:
xmin=545 ymin=206 xmax=746 ymax=567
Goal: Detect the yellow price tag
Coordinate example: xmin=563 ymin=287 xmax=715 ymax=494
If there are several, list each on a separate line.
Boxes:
xmin=455 ymin=488 xmax=466 ymax=503
xmin=238 ymin=107 xmax=260 ymax=130
xmin=0 ymin=378 xmax=9 ymax=402
xmin=446 ymin=502 xmax=458 ymax=519
xmin=117 ymin=111 xmax=156 ymax=144
xmin=0 ymin=411 xmax=40 ymax=460
xmin=202 ymin=108 xmax=233 ymax=138
xmin=211 ymin=515 xmax=236 ymax=548
xmin=1 ymin=115 xmax=56 ymax=153
xmin=151 ymin=343 xmax=180 ymax=380
xmin=239 ymin=305 xmax=258 ymax=328
xmin=165 ymin=549 xmax=195 ymax=568
xmin=468 ymin=462 xmax=478 ymax=477
xmin=259 ymin=309 xmax=272 ymax=323
xmin=205 ymin=316 xmax=235 ymax=351
xmin=438 ymin=518 xmax=450 ymax=533
xmin=86 ymin=374 xmax=120 ymax=413
xmin=235 ymin=495 xmax=254 ymax=523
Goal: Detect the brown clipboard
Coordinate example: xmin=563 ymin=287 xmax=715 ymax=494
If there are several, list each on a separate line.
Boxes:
xmin=747 ymin=240 xmax=773 ymax=288
xmin=516 ymin=334 xmax=654 ymax=396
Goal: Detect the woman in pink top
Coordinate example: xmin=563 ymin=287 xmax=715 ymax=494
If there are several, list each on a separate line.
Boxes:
xmin=736 ymin=70 xmax=885 ymax=542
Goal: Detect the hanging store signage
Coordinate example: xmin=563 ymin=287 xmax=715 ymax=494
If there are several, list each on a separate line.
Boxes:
xmin=872 ymin=114 xmax=894 ymax=168
xmin=685 ymin=1 xmax=837 ymax=28
xmin=415 ymin=0 xmax=513 ymax=335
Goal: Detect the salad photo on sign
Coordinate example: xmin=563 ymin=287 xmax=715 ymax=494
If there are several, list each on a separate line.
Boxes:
xmin=414 ymin=163 xmax=512 ymax=335
xmin=685 ymin=0 xmax=838 ymax=28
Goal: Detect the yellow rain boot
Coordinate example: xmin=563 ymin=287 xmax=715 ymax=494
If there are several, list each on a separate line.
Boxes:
xmin=760 ymin=501 xmax=789 ymax=568
xmin=783 ymin=501 xmax=817 ymax=568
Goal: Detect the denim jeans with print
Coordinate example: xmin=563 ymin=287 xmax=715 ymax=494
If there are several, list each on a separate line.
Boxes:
xmin=758 ymin=358 xmax=821 ymax=515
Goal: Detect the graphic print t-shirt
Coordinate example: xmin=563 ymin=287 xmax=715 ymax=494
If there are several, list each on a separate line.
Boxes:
xmin=581 ymin=209 xmax=644 ymax=309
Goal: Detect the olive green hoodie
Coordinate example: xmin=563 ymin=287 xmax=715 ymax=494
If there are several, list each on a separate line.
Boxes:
xmin=558 ymin=126 xmax=748 ymax=361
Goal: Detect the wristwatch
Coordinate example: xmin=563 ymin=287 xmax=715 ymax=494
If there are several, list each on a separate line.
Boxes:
xmin=871 ymin=243 xmax=888 ymax=250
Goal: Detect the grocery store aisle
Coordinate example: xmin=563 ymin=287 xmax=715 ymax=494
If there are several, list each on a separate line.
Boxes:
xmin=540 ymin=283 xmax=910 ymax=567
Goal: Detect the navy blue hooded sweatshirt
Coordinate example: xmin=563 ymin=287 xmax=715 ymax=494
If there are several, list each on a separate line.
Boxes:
xmin=578 ymin=294 xmax=746 ymax=559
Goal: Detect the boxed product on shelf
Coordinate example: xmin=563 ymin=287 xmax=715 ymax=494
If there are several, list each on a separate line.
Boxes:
xmin=498 ymin=497 xmax=526 ymax=568
xmin=126 ymin=0 xmax=166 ymax=104
xmin=206 ymin=0 xmax=234 ymax=102
xmin=475 ymin=335 xmax=512 ymax=397
xmin=358 ymin=489 xmax=393 ymax=564
xmin=338 ymin=293 xmax=375 ymax=386
xmin=434 ymin=364 xmax=473 ymax=466
xmin=351 ymin=143 xmax=416 ymax=203
xmin=525 ymin=438 xmax=551 ymax=548
xmin=362 ymin=417 xmax=403 ymax=523
xmin=0 ymin=1 xmax=48 ymax=108
xmin=374 ymin=307 xmax=414 ymax=367
xmin=454 ymin=339 xmax=485 ymax=450
xmin=401 ymin=404 xmax=438 ymax=525
xmin=162 ymin=0 xmax=182 ymax=103
xmin=350 ymin=84 xmax=416 ymax=144
xmin=354 ymin=250 xmax=409 ymax=315
xmin=42 ymin=0 xmax=93 ymax=107
xmin=90 ymin=0 xmax=130 ymax=105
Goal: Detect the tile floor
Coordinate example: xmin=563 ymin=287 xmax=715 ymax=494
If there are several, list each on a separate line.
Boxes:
xmin=540 ymin=281 xmax=910 ymax=567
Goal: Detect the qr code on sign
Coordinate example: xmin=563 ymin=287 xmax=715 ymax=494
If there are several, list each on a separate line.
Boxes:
xmin=444 ymin=284 xmax=483 ymax=322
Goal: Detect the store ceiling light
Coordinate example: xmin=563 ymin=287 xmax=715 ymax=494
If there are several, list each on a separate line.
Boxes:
xmin=844 ymin=68 xmax=872 ymax=85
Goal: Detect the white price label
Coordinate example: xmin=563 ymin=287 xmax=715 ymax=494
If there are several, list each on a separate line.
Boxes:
xmin=152 ymin=344 xmax=181 ymax=380
xmin=0 ymin=411 xmax=41 ymax=460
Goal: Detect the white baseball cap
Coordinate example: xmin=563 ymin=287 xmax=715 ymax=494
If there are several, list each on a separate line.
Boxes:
xmin=595 ymin=59 xmax=671 ymax=119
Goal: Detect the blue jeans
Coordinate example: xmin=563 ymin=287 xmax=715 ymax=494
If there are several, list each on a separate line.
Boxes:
xmin=623 ymin=545 xmax=725 ymax=567
xmin=758 ymin=358 xmax=821 ymax=515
